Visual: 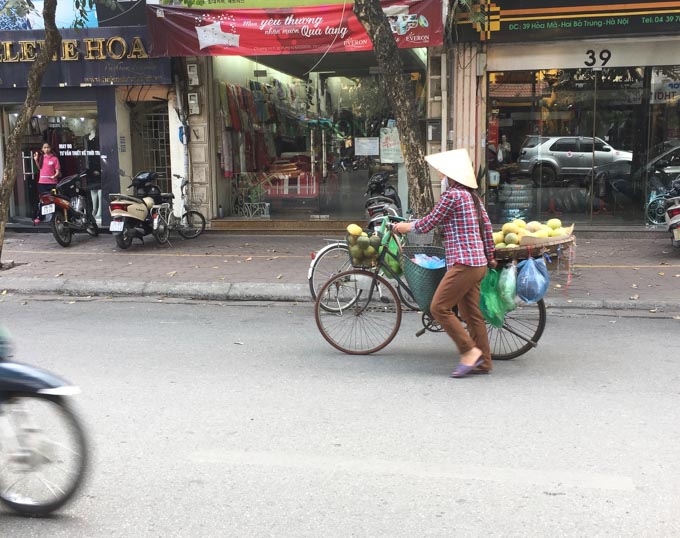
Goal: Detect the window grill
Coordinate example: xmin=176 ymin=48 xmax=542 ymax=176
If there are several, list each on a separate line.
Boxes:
xmin=139 ymin=112 xmax=171 ymax=193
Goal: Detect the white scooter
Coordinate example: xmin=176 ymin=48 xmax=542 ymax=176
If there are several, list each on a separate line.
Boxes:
xmin=109 ymin=170 xmax=173 ymax=249
xmin=664 ymin=177 xmax=680 ymax=249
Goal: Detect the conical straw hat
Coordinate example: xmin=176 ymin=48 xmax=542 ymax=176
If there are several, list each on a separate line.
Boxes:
xmin=425 ymin=149 xmax=477 ymax=189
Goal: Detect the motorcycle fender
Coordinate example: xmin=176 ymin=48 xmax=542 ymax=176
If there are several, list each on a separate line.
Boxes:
xmin=39 ymin=193 xmax=55 ymax=204
xmin=0 ymin=361 xmax=80 ymax=395
xmin=54 ymin=196 xmax=71 ymax=210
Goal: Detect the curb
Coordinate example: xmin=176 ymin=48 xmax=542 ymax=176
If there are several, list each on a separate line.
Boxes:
xmin=0 ymin=277 xmax=677 ymax=314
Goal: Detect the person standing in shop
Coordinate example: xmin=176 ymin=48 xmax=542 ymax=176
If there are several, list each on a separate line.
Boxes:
xmin=33 ymin=143 xmax=61 ymax=224
xmin=393 ymin=149 xmax=497 ymax=378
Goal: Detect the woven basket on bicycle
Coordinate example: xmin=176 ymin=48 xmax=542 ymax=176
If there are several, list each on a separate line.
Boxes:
xmin=401 ymin=245 xmax=447 ymax=315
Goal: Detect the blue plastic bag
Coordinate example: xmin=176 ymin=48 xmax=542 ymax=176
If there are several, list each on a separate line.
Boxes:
xmin=413 ymin=253 xmax=446 ymax=269
xmin=516 ymin=257 xmax=550 ymax=304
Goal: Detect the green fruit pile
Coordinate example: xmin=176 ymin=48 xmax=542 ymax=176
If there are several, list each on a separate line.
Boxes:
xmin=347 ymin=224 xmax=380 ymax=267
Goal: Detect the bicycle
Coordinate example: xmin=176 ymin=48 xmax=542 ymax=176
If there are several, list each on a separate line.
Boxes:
xmin=308 ymin=220 xmax=421 ymax=311
xmin=314 ymin=220 xmax=547 ymax=359
xmin=152 ymin=174 xmax=207 ymax=243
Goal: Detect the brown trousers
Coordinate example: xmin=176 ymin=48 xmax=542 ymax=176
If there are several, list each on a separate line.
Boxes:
xmin=430 ymin=265 xmax=492 ymax=370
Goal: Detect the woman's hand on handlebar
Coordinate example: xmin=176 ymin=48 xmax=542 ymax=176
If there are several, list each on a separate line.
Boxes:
xmin=392 ymin=221 xmax=413 ymax=235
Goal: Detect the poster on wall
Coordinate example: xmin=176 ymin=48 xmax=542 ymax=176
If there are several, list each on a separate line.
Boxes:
xmin=355 ymin=137 xmax=380 ymax=156
xmin=380 ymin=127 xmax=404 ymax=164
xmin=145 ymin=0 xmax=443 ymax=57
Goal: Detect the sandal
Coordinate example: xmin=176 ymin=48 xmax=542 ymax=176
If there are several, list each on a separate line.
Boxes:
xmin=450 ymin=357 xmax=484 ymax=378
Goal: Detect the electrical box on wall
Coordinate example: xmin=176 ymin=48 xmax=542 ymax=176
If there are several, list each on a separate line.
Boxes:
xmin=187 ymin=63 xmax=199 ymax=86
xmin=427 ymin=119 xmax=441 ymax=142
xmin=188 ymin=92 xmax=200 ymax=115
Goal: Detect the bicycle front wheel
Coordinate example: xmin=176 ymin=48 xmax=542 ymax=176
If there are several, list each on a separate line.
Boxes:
xmin=315 ymin=270 xmax=402 ymax=355
xmin=488 ymin=299 xmax=546 ymax=360
xmin=0 ymin=394 xmax=87 ymax=517
xmin=178 ymin=211 xmax=206 ymax=239
xmin=308 ymin=243 xmax=351 ymax=300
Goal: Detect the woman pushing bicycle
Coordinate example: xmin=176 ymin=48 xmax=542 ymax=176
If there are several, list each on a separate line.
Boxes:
xmin=393 ymin=149 xmax=497 ymax=378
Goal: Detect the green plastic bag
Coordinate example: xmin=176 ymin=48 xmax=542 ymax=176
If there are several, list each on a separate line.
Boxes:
xmin=377 ymin=218 xmax=402 ymax=276
xmin=498 ymin=263 xmax=518 ymax=312
xmin=480 ymin=269 xmax=506 ymax=328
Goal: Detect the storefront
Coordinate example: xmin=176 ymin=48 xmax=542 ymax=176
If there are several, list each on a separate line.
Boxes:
xmin=147 ymin=0 xmax=442 ymax=224
xmin=0 ymin=26 xmax=172 ymax=225
xmin=454 ymin=0 xmax=680 ymax=226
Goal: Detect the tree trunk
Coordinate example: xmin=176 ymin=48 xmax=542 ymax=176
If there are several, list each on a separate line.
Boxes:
xmin=353 ymin=0 xmax=434 ymax=217
xmin=0 ymin=0 xmax=61 ymax=266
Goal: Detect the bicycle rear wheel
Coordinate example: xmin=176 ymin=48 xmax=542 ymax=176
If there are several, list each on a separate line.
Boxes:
xmin=178 ymin=211 xmax=206 ymax=239
xmin=488 ymin=299 xmax=546 ymax=360
xmin=315 ymin=270 xmax=402 ymax=355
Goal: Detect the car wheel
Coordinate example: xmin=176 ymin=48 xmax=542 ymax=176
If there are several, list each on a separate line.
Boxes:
xmin=533 ymin=164 xmax=556 ymax=187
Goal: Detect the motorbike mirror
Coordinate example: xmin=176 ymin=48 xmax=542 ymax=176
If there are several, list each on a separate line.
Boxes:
xmin=181 ymin=178 xmax=189 ymax=188
xmin=118 ymin=168 xmax=127 ymax=176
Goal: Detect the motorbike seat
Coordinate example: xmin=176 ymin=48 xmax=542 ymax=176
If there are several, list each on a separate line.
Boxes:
xmin=143 ymin=197 xmax=155 ymax=210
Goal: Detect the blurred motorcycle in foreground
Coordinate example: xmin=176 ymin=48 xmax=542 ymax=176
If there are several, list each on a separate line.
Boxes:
xmin=0 ymin=327 xmax=88 ymax=516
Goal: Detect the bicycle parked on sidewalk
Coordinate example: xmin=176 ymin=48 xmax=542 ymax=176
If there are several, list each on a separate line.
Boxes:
xmin=152 ymin=174 xmax=206 ymax=244
xmin=314 ymin=218 xmax=547 ymax=359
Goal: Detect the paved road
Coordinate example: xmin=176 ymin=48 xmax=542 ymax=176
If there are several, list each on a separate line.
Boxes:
xmin=1 ymin=230 xmax=679 ymax=312
xmin=0 ymin=296 xmax=678 ymax=536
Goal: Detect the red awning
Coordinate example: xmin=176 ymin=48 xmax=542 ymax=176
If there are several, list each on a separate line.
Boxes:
xmin=145 ymin=1 xmax=442 ymax=57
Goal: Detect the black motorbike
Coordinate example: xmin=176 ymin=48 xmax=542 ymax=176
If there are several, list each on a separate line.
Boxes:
xmin=0 ymin=327 xmax=88 ymax=516
xmin=364 ymin=171 xmax=403 ymax=230
xmin=38 ymin=170 xmax=100 ymax=247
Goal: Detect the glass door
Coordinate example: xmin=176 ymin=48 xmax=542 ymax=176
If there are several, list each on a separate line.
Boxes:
xmin=487 ymin=66 xmax=679 ymax=226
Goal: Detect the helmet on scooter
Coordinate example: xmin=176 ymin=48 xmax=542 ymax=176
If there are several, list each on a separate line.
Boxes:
xmin=366 ymin=172 xmax=390 ymax=196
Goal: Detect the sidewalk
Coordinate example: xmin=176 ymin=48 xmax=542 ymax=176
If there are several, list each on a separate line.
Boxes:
xmin=1 ymin=228 xmax=679 ymax=314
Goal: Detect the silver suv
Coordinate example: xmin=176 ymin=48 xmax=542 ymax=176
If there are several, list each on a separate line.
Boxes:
xmin=517 ymin=135 xmax=632 ymax=186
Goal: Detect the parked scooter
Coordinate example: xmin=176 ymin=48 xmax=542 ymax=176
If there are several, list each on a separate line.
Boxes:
xmin=38 ymin=170 xmax=99 ymax=247
xmin=108 ymin=170 xmax=172 ymax=249
xmin=664 ymin=177 xmax=680 ymax=249
xmin=364 ymin=171 xmax=403 ymax=230
xmin=0 ymin=326 xmax=88 ymax=517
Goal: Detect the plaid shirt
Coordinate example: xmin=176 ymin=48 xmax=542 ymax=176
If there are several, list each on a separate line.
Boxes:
xmin=413 ymin=185 xmax=495 ymax=268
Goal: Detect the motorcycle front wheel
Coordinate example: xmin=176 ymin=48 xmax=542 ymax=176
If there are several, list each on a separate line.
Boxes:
xmin=0 ymin=394 xmax=88 ymax=517
xmin=115 ymin=221 xmax=134 ymax=250
xmin=51 ymin=212 xmax=72 ymax=247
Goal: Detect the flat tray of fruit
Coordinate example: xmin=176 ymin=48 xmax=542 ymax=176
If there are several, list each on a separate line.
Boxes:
xmin=493 ymin=218 xmax=575 ymax=261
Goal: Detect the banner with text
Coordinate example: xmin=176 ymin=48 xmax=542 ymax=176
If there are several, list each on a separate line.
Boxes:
xmin=145 ymin=0 xmax=442 ymax=57
xmin=455 ymin=0 xmax=680 ymax=43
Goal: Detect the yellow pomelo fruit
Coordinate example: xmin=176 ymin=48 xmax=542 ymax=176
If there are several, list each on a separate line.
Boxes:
xmin=496 ymin=242 xmax=507 ymax=249
xmin=505 ymin=244 xmax=519 ymax=249
xmin=549 ymin=227 xmax=566 ymax=237
xmin=504 ymin=232 xmax=519 ymax=245
xmin=512 ymin=219 xmax=527 ymax=229
xmin=347 ymin=224 xmax=363 ymax=236
xmin=526 ymin=221 xmax=543 ymax=232
xmin=501 ymin=222 xmax=520 ymax=235
xmin=535 ymin=229 xmax=550 ymax=238
xmin=547 ymin=218 xmax=562 ymax=230
xmin=493 ymin=231 xmax=505 ymax=245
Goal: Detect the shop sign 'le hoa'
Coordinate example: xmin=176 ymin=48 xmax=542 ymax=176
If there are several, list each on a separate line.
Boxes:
xmin=0 ymin=36 xmax=150 ymax=63
xmin=0 ymin=27 xmax=171 ymax=88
